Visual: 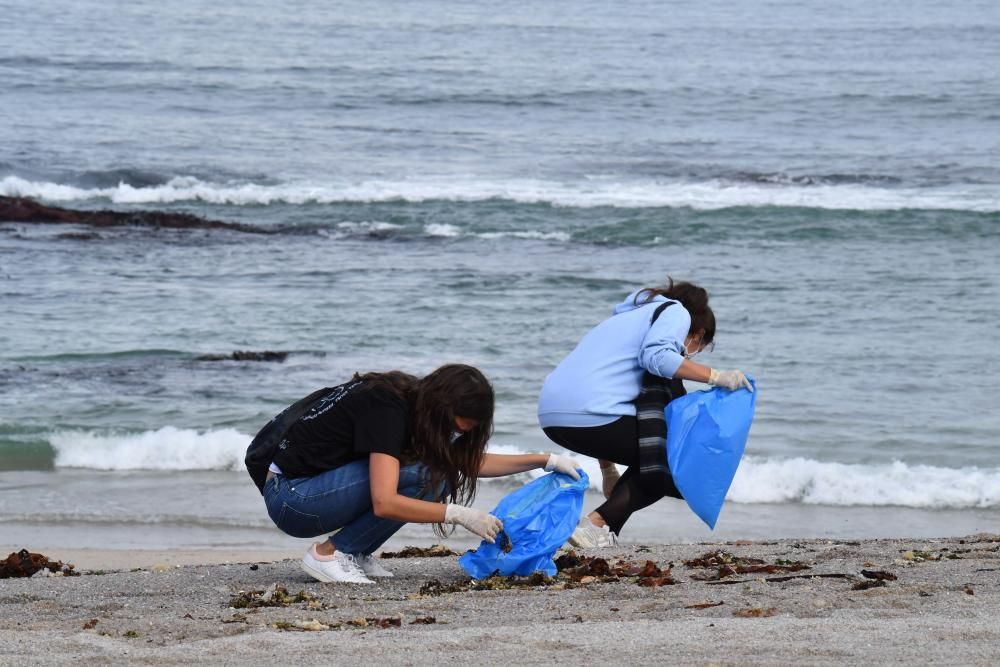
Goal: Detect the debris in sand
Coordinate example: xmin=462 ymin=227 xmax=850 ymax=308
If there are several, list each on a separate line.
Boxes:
xmin=684 ymin=550 xmax=763 ymax=568
xmin=901 ymin=550 xmax=960 ymax=562
xmin=411 ymin=616 xmax=437 ymax=625
xmin=686 ymin=601 xmax=725 ymax=610
xmin=556 ymin=551 xmax=675 ymax=585
xmin=229 ymin=584 xmax=320 ymax=609
xmin=860 ymin=570 xmax=897 ymax=581
xmin=381 ymin=545 xmax=459 ymax=558
xmin=419 ymin=551 xmax=677 ymax=596
xmin=733 ymin=607 xmax=776 ymax=618
xmin=705 ymin=572 xmax=850 ymax=585
xmin=853 ymin=580 xmax=887 ymax=591
xmin=685 ymin=550 xmax=809 ymax=581
xmin=0 ymin=550 xmax=79 ymax=578
xmin=637 ymin=575 xmax=676 ymax=587
xmin=419 ymin=572 xmax=555 ymax=596
xmin=294 ymin=619 xmax=330 ymax=631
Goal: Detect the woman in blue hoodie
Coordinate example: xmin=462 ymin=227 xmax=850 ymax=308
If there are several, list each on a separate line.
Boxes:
xmin=538 ymin=279 xmax=752 ymax=547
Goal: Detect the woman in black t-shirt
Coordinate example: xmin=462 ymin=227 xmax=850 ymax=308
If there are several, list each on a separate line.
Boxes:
xmin=258 ymin=364 xmax=581 ymax=584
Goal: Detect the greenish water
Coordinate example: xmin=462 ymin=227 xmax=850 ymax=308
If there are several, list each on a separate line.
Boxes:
xmin=1 ymin=0 xmax=998 ymax=544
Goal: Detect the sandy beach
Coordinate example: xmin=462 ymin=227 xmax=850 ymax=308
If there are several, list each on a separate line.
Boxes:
xmin=2 ymin=534 xmax=998 ymax=666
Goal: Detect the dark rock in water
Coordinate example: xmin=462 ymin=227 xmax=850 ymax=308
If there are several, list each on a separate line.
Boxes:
xmin=57 ymin=231 xmax=102 ymax=241
xmin=0 ymin=195 xmax=265 ymax=233
xmin=197 ymin=350 xmax=289 ymax=362
xmin=0 ymin=549 xmax=79 ymax=578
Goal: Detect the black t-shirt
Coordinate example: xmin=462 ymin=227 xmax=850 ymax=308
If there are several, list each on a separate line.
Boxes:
xmin=271 ymin=381 xmax=411 ymax=479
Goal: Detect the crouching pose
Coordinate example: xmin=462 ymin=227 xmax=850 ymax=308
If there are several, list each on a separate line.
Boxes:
xmin=538 ymin=279 xmax=753 ymax=548
xmin=250 ymin=364 xmax=579 ymax=584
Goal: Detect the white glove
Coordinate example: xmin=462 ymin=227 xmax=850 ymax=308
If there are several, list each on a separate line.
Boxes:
xmin=708 ymin=368 xmax=754 ymax=392
xmin=444 ymin=504 xmax=503 ymax=543
xmin=544 ymin=454 xmax=582 ymax=480
xmin=599 ymin=461 xmax=620 ymax=499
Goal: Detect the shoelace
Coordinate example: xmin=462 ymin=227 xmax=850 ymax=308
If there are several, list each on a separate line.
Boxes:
xmin=340 ymin=553 xmax=366 ymax=575
xmin=593 ymin=524 xmax=618 ymax=546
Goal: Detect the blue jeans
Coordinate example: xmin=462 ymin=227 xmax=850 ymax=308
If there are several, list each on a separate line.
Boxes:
xmin=263 ymin=459 xmax=434 ymax=555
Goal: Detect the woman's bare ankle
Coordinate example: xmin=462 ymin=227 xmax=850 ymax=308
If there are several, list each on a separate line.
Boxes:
xmin=315 ymin=541 xmax=336 ymax=557
xmin=588 ymin=511 xmax=607 ymax=528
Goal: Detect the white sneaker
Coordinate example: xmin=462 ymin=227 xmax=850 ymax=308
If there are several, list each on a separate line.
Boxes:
xmin=301 ymin=544 xmax=374 ymax=584
xmin=568 ymin=518 xmax=619 ymax=548
xmin=355 ymin=553 xmax=394 ymax=578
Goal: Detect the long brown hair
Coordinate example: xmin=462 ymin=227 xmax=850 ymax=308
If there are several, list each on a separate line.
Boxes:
xmin=353 ymin=364 xmax=494 ymax=507
xmin=634 ymin=277 xmax=716 ymax=344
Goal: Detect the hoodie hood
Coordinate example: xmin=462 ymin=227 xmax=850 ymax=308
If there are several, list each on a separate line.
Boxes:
xmin=613 ymin=289 xmax=670 ymax=315
xmin=539 ymin=288 xmax=691 ymax=429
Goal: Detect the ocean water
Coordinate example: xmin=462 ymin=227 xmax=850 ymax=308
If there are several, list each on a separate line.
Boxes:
xmin=2 ymin=0 xmax=999 ymax=550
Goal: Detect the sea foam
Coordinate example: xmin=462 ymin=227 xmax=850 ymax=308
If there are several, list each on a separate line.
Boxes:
xmin=50 ymin=427 xmax=249 ymax=471
xmin=731 ymin=456 xmax=1000 ymax=509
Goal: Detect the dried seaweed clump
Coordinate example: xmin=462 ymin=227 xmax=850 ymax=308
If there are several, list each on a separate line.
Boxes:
xmin=272 ymin=616 xmax=409 ymax=632
xmin=420 ymin=572 xmax=554 ymax=596
xmin=900 ymin=550 xmax=961 ymax=562
xmin=0 ymin=550 xmax=79 ymax=578
xmin=733 ymin=607 xmax=776 ymax=618
xmin=684 ymin=550 xmax=809 ymax=581
xmin=229 ymin=584 xmax=320 ymax=609
xmin=556 ymin=550 xmax=676 ymax=587
xmin=381 ymin=545 xmax=459 ymax=558
xmin=419 ymin=550 xmax=677 ymax=596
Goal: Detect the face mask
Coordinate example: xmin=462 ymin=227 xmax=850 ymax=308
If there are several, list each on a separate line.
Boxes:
xmin=450 ymin=431 xmax=463 ymax=444
xmin=684 ymin=338 xmax=713 ymax=359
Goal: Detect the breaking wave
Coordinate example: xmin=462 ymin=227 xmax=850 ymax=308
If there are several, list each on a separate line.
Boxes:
xmin=4 ymin=174 xmax=1000 ymax=212
xmin=43 ymin=428 xmax=1000 ymax=509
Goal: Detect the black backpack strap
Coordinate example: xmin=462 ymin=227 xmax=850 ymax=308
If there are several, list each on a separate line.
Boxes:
xmin=244 ymin=386 xmax=335 ymax=493
xmin=650 ymin=301 xmax=672 ymax=323
xmin=634 ymin=301 xmax=685 ymax=498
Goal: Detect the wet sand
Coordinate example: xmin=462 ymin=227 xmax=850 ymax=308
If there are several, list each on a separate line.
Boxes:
xmin=1 ymin=535 xmax=998 ymax=666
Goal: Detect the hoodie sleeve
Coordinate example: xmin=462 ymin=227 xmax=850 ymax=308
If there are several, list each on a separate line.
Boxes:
xmin=637 ymin=304 xmax=691 ymax=379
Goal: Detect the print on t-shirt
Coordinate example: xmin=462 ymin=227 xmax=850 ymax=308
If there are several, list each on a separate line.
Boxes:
xmin=301 ymin=380 xmax=363 ymax=422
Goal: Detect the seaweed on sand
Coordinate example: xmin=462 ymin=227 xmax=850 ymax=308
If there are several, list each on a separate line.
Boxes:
xmin=419 ymin=572 xmax=555 ymax=596
xmin=0 ymin=550 xmax=79 ymax=578
xmin=419 ymin=550 xmax=677 ymax=596
xmin=684 ymin=550 xmax=810 ymax=581
xmin=229 ymin=584 xmax=320 ymax=609
xmin=381 ymin=545 xmax=459 ymax=558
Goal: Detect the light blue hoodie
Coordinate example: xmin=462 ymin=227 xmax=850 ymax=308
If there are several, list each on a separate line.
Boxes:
xmin=537 ymin=290 xmax=691 ymax=428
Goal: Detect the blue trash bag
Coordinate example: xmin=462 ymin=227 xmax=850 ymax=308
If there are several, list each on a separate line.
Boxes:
xmin=459 ymin=470 xmax=589 ymax=579
xmin=665 ymin=376 xmax=757 ymax=529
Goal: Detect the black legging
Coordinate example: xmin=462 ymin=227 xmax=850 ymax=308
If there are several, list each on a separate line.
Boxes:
xmin=544 ymin=417 xmax=681 ymax=536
